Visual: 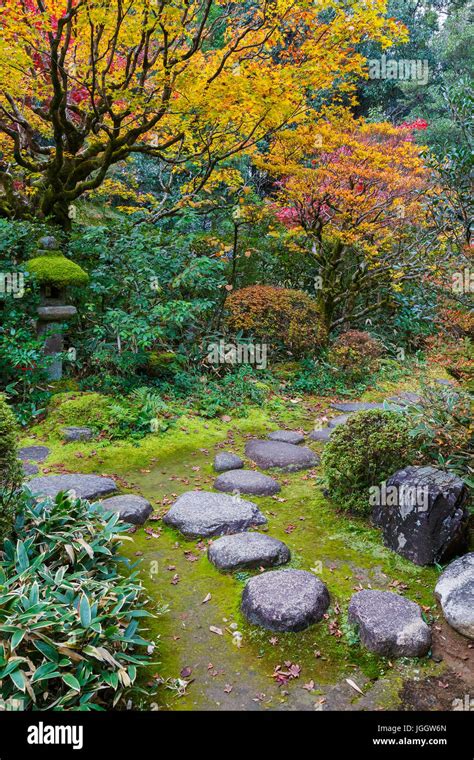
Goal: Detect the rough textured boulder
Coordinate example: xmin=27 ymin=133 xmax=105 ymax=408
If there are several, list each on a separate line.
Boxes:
xmin=241 ymin=569 xmax=330 ymax=632
xmin=309 ymin=428 xmax=332 ymax=443
xmin=245 ymin=439 xmax=318 ymax=472
xmin=328 ymin=414 xmax=350 ymax=428
xmin=372 ymin=466 xmax=470 ymax=565
xmin=18 ymin=445 xmax=50 ymax=462
xmin=348 ymin=590 xmax=431 ymax=657
xmin=330 ymin=402 xmax=384 ymax=412
xmin=435 ymin=553 xmax=474 ymax=640
xmin=28 ymin=474 xmax=117 ymax=501
xmin=268 ymin=430 xmax=305 ymax=445
xmin=208 ymin=533 xmax=290 ymax=571
xmin=163 ymin=490 xmax=266 ymax=538
xmin=213 ymin=452 xmax=244 ymax=472
xmin=100 ymin=495 xmax=153 ymax=525
xmin=61 ymin=426 xmax=93 ymax=442
xmin=214 ymin=469 xmax=281 ymax=496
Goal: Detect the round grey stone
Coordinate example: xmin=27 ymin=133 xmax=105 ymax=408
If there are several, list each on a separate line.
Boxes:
xmin=330 ymin=402 xmax=385 ymax=412
xmin=309 ymin=428 xmax=332 ymax=443
xmin=348 ymin=590 xmax=431 ymax=657
xmin=38 ymin=235 xmax=60 ymax=250
xmin=163 ymin=490 xmax=267 ymax=538
xmin=241 ymin=569 xmax=330 ymax=632
xmin=434 ymin=378 xmax=455 ymax=387
xmin=435 ymin=553 xmax=474 ymax=640
xmin=37 ymin=306 xmax=77 ymax=322
xmin=386 ymin=392 xmax=423 ymax=406
xmin=61 ymin=426 xmax=93 ymax=442
xmin=18 ymin=445 xmax=50 ymax=462
xmin=208 ymin=533 xmax=290 ymax=571
xmin=23 ymin=462 xmax=39 ymax=477
xmin=100 ymin=495 xmax=153 ymax=526
xmin=214 ymin=469 xmax=281 ymax=496
xmin=328 ymin=414 xmax=350 ymax=428
xmin=245 ymin=439 xmax=318 ymax=472
xmin=268 ymin=430 xmax=305 ymax=445
xmin=28 ymin=474 xmax=117 ymax=501
xmin=214 ymin=452 xmax=244 ymax=472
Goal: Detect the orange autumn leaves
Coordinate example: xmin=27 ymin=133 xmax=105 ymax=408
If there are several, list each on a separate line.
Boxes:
xmin=0 ymin=0 xmax=408 ymax=224
xmin=260 ymin=111 xmax=430 ymax=257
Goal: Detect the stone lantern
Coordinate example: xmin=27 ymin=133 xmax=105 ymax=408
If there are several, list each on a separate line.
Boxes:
xmin=26 ymin=236 xmax=88 ymax=380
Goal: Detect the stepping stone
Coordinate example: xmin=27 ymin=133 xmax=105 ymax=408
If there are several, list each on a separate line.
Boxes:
xmin=100 ymin=495 xmax=153 ymax=526
xmin=61 ymin=426 xmax=93 ymax=442
xmin=18 ymin=445 xmax=50 ymax=462
xmin=328 ymin=414 xmax=350 ymax=428
xmin=309 ymin=427 xmax=332 ymax=443
xmin=330 ymin=402 xmax=384 ymax=412
xmin=434 ymin=378 xmax=455 ymax=387
xmin=208 ymin=533 xmax=290 ymax=571
xmin=268 ymin=430 xmax=305 ymax=445
xmin=245 ymin=439 xmax=318 ymax=472
xmin=23 ymin=462 xmax=39 ymax=476
xmin=348 ymin=590 xmax=431 ymax=657
xmin=372 ymin=466 xmax=470 ymax=565
xmin=27 ymin=474 xmax=117 ymax=501
xmin=435 ymin=553 xmax=474 ymax=640
xmin=163 ymin=491 xmax=266 ymax=538
xmin=241 ymin=569 xmax=330 ymax=632
xmin=214 ymin=469 xmax=281 ymax=496
xmin=213 ymin=452 xmax=244 ymax=472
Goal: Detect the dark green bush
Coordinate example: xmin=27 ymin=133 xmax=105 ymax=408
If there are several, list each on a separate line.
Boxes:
xmin=321 ymin=409 xmax=419 ymax=516
xmin=0 ymin=490 xmax=156 ymax=711
xmin=0 ymin=397 xmax=23 ymax=540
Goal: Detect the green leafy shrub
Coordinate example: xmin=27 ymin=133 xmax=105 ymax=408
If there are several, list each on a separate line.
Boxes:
xmin=322 ymin=409 xmax=419 ymax=515
xmin=329 ymin=330 xmax=383 ymax=382
xmin=0 ymin=490 xmax=156 ymax=711
xmin=403 ymin=383 xmax=473 ymax=487
xmin=0 ymin=397 xmax=23 ymax=541
xmin=26 ymin=255 xmax=89 ymax=288
xmin=225 ymin=285 xmax=324 ymax=357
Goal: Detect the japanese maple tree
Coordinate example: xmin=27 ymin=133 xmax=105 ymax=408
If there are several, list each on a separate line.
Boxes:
xmin=0 ymin=0 xmax=405 ymax=228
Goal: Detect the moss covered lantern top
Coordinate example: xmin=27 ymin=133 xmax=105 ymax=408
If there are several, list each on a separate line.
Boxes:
xmin=26 ymin=236 xmax=88 ymax=289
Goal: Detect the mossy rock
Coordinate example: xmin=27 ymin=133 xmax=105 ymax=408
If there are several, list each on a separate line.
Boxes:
xmin=26 ymin=255 xmax=89 ymax=288
xmin=146 ymin=350 xmax=179 ymax=378
xmin=272 ymin=361 xmax=302 ymax=380
xmin=43 ymin=392 xmax=115 ymax=435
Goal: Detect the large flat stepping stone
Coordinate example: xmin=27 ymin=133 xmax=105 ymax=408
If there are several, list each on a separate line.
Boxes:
xmin=28 ymin=474 xmax=117 ymax=501
xmin=18 ymin=445 xmax=50 ymax=462
xmin=163 ymin=491 xmax=266 ymax=538
xmin=268 ymin=430 xmax=305 ymax=445
xmin=309 ymin=427 xmax=332 ymax=443
xmin=214 ymin=469 xmax=280 ymax=496
xmin=61 ymin=426 xmax=93 ymax=442
xmin=330 ymin=402 xmax=384 ymax=412
xmin=100 ymin=495 xmax=152 ymax=526
xmin=348 ymin=590 xmax=431 ymax=657
xmin=241 ymin=569 xmax=330 ymax=632
xmin=435 ymin=553 xmax=474 ymax=640
xmin=213 ymin=452 xmax=244 ymax=472
xmin=434 ymin=378 xmax=455 ymax=387
xmin=372 ymin=466 xmax=469 ymax=565
xmin=245 ymin=440 xmax=318 ymax=472
xmin=208 ymin=533 xmax=290 ymax=571
xmin=328 ymin=414 xmax=350 ymax=428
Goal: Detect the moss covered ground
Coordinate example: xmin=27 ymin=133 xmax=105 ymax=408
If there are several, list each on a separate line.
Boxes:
xmin=20 ymin=363 xmax=458 ymax=711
